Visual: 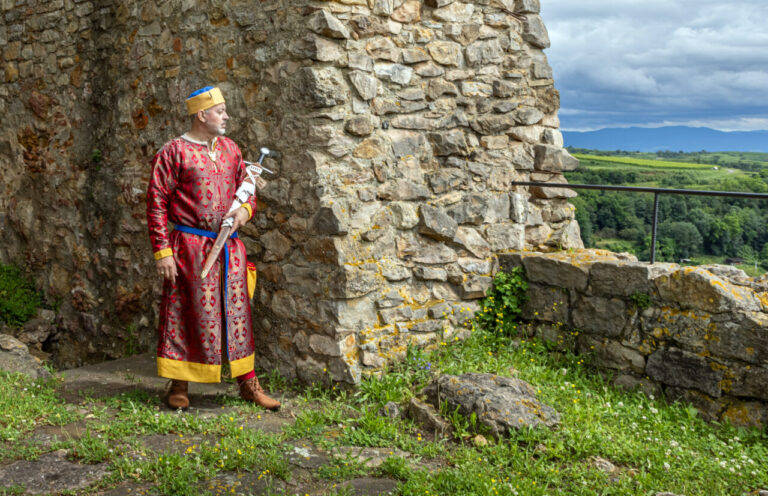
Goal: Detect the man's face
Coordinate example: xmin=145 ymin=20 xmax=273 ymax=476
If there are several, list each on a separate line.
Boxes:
xmin=203 ymin=103 xmax=228 ymax=136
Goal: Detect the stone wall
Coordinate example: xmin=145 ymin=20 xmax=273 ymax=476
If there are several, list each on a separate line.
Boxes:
xmin=0 ymin=0 xmax=580 ymax=382
xmin=501 ymin=250 xmax=768 ymax=427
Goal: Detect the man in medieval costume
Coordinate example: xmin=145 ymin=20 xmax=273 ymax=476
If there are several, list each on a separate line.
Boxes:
xmin=146 ymin=86 xmax=280 ymax=411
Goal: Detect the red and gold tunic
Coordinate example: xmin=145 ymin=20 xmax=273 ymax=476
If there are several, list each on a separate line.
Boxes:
xmin=147 ymin=135 xmax=257 ymax=383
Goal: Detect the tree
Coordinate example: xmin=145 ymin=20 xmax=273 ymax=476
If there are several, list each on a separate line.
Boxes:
xmin=657 ymin=221 xmax=703 ymax=260
xmin=737 ymin=246 xmax=760 ymax=272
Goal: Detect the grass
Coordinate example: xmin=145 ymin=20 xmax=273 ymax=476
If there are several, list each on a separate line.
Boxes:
xmin=0 ymin=373 xmax=81 ymax=445
xmin=1 ymin=329 xmax=767 ymax=495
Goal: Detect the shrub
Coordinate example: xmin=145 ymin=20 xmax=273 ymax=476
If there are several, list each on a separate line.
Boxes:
xmin=0 ymin=264 xmax=41 ymax=327
xmin=474 ymin=268 xmax=528 ymax=336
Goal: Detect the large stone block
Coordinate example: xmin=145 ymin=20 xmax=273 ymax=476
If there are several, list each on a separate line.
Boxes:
xmin=513 ymin=107 xmax=545 ymax=126
xmin=465 ymin=39 xmax=503 ymax=66
xmin=313 ymin=203 xmax=350 ymax=235
xmin=428 ymin=129 xmax=470 ymax=156
xmin=428 ymin=169 xmax=468 ymax=194
xmin=578 ymin=335 xmax=645 ymax=374
xmin=260 ymin=229 xmax=293 ymax=261
xmin=427 ymin=78 xmax=459 ymax=100
xmin=462 ymin=274 xmax=493 ymax=299
xmin=298 ymin=67 xmax=349 ymax=107
xmin=571 ymin=295 xmax=628 ymax=338
xmin=522 ymin=255 xmax=590 ymax=291
xmin=646 ymin=348 xmax=724 ymax=398
xmin=469 ymin=114 xmax=516 ymax=135
xmin=349 ymin=71 xmax=378 ymax=100
xmin=332 ymin=266 xmax=382 ymax=299
xmin=309 ymin=334 xmax=342 ymax=357
xmin=432 ymin=2 xmax=475 ymax=23
xmin=333 ymin=298 xmax=378 ymax=329
xmin=533 ymin=144 xmax=578 ymax=172
xmin=308 ymin=9 xmax=350 ymax=39
xmin=485 ymin=223 xmax=525 ymax=251
xmin=387 ymin=129 xmax=431 ymax=159
xmin=528 ymin=175 xmax=577 ymax=199
xmin=589 ymin=261 xmax=662 ymax=297
xmin=453 ymin=226 xmax=491 ymax=259
xmin=419 ymin=205 xmax=458 ymax=242
xmin=547 ymin=220 xmax=583 ymax=250
xmin=706 ymin=316 xmax=768 ymax=365
xmin=422 ymin=373 xmax=559 ymax=437
xmin=515 ymin=0 xmax=540 ymax=14
xmin=522 ymin=284 xmax=568 ymax=324
xmin=721 ymin=400 xmax=768 ymax=429
xmin=411 ymin=242 xmax=459 ymax=265
xmin=0 ymin=334 xmax=49 ymax=379
xmin=443 ymin=193 xmax=489 ymax=225
xmin=521 ymin=14 xmax=550 ymax=48
xmin=426 ymin=41 xmax=462 ymax=66
xmin=377 ymin=180 xmax=431 ymax=201
xmin=379 ymin=305 xmax=414 ymax=323
xmin=413 ymin=266 xmax=448 ymax=281
xmin=392 ymin=0 xmax=422 ymax=23
xmin=664 ymin=387 xmax=725 ymax=422
xmin=730 ymin=365 xmax=768 ymax=401
xmin=374 ymin=63 xmax=413 ymax=85
xmin=655 ymin=267 xmax=763 ymax=314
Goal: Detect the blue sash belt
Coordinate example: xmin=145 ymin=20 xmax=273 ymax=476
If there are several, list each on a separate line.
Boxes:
xmin=174 ymin=224 xmax=238 ymax=360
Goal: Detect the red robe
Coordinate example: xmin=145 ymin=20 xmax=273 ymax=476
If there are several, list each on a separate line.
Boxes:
xmin=146 ymin=135 xmax=257 ymax=383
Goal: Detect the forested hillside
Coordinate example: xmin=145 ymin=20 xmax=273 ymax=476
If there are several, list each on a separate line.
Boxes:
xmin=564 ymin=149 xmax=768 ymax=274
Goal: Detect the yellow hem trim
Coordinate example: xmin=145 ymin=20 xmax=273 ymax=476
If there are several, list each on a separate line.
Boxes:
xmin=230 ymin=354 xmax=255 ymax=378
xmin=242 ymin=203 xmax=253 ymax=220
xmin=157 ymin=357 xmax=220 ymax=383
xmin=154 ymin=248 xmax=173 ymax=260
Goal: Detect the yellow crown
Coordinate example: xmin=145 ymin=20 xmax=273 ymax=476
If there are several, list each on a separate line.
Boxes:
xmin=185 ymin=87 xmax=225 ymax=115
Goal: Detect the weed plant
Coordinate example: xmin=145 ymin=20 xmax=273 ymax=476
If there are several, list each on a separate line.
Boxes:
xmin=0 ymin=264 xmax=41 ymax=327
xmin=474 ymin=268 xmax=528 ymax=336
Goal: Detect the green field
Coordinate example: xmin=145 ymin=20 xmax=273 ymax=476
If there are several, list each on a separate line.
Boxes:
xmin=569 ymin=148 xmax=768 ymax=172
xmin=573 ymin=154 xmax=714 ymax=170
xmin=570 ymin=155 xmax=750 ymax=189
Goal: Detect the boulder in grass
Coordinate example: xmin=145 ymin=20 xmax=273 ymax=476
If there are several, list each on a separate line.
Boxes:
xmin=0 ymin=333 xmax=50 ymax=379
xmin=422 ymin=373 xmax=559 ymax=438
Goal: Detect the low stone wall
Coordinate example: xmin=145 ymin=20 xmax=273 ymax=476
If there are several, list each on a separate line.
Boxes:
xmin=500 ymin=249 xmax=768 ymax=428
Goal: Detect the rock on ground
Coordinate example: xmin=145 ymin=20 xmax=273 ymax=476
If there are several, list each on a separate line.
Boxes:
xmin=0 ymin=333 xmax=50 ymax=379
xmin=422 ymin=373 xmax=559 ymax=438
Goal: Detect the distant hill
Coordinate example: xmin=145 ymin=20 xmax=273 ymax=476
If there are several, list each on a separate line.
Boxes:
xmin=562 ymin=126 xmax=768 ymax=153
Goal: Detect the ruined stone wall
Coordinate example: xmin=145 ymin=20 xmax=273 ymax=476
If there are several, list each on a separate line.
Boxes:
xmin=0 ymin=0 xmax=581 ymax=381
xmin=502 ymin=250 xmax=768 ymax=427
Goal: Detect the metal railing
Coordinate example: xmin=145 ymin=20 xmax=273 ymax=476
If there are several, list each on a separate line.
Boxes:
xmin=512 ymin=182 xmax=768 ymax=263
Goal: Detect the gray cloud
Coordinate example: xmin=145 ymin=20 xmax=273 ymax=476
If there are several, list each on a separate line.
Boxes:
xmin=540 ymin=0 xmax=768 ymax=130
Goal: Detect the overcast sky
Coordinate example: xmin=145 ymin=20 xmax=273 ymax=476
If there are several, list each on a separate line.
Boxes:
xmin=540 ymin=0 xmax=768 ymax=131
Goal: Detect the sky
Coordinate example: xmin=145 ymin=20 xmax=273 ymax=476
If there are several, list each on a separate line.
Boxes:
xmin=539 ymin=0 xmax=768 ymax=131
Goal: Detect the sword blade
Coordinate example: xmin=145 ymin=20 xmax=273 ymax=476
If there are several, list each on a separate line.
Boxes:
xmin=200 ymin=225 xmax=232 ymax=279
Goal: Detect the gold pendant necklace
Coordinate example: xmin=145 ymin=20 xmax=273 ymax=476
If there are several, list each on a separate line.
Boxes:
xmin=207 ymin=138 xmax=219 ymax=172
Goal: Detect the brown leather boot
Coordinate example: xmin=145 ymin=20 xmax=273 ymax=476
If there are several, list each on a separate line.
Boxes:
xmin=165 ymin=380 xmax=189 ymax=410
xmin=239 ymin=377 xmax=280 ymax=411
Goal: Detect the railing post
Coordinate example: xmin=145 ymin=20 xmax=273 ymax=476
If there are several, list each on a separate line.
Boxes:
xmin=650 ymin=192 xmax=660 ymax=264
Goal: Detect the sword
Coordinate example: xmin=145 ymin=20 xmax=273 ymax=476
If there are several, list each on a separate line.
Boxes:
xmin=200 ymin=147 xmax=272 ymax=279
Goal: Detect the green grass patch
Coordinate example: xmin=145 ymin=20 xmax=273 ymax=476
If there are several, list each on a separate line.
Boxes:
xmin=2 ymin=325 xmax=767 ymax=495
xmin=0 ymin=372 xmax=81 ymax=444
